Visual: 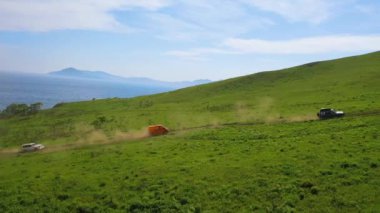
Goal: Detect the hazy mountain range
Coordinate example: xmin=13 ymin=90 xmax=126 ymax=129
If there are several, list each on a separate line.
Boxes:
xmin=49 ymin=67 xmax=211 ymax=89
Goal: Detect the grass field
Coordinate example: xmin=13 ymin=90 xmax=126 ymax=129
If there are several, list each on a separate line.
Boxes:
xmin=0 ymin=52 xmax=379 ymax=212
xmin=1 ymin=51 xmax=379 ymax=148
xmin=1 ymin=115 xmax=379 ymax=212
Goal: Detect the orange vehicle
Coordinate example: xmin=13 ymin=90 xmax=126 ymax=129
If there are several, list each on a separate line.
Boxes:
xmin=148 ymin=125 xmax=169 ymax=136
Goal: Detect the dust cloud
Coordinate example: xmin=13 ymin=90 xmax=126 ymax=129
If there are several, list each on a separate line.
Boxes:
xmin=75 ymin=128 xmax=150 ymax=146
xmin=234 ymin=97 xmax=316 ymax=124
xmin=0 ymin=128 xmax=151 ymax=156
xmin=76 ymin=130 xmax=109 ymax=145
xmin=112 ymin=128 xmax=150 ymax=141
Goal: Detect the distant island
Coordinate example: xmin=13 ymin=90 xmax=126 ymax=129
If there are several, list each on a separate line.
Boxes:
xmin=49 ymin=67 xmax=121 ymax=80
xmin=49 ymin=67 xmax=211 ymax=88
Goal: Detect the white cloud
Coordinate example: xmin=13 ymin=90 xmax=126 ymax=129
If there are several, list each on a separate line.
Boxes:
xmin=0 ymin=0 xmax=170 ymax=32
xmin=146 ymin=0 xmax=275 ymax=41
xmin=0 ymin=0 xmax=274 ymax=37
xmin=174 ymin=0 xmax=273 ymax=33
xmin=144 ymin=13 xmax=204 ymax=41
xmin=166 ymin=48 xmax=235 ymax=61
xmin=246 ymin=0 xmax=334 ymax=24
xmin=224 ymin=35 xmax=380 ymax=54
xmin=167 ymin=35 xmax=380 ymax=60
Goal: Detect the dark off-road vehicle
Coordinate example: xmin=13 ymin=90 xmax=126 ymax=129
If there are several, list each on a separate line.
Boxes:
xmin=317 ymin=108 xmax=345 ymax=119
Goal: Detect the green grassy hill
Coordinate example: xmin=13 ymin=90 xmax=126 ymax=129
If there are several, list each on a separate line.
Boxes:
xmin=1 ymin=51 xmax=379 ymax=148
xmin=0 ymin=52 xmax=379 ymax=212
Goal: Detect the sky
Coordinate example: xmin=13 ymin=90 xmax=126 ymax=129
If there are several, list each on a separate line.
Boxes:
xmin=0 ymin=0 xmax=380 ymax=81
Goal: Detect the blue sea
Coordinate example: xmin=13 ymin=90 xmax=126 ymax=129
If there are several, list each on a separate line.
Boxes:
xmin=0 ymin=72 xmax=170 ymax=110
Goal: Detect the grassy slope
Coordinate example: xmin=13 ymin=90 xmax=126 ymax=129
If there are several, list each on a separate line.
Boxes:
xmin=1 ymin=51 xmax=379 ymax=148
xmin=0 ymin=116 xmax=379 ymax=212
xmin=0 ymin=52 xmax=379 ymax=212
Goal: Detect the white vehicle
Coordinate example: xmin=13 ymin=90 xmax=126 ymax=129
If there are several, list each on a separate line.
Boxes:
xmin=20 ymin=143 xmax=45 ymax=152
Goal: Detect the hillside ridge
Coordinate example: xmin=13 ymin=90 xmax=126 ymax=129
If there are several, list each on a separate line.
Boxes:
xmin=0 ymin=51 xmax=379 ymax=148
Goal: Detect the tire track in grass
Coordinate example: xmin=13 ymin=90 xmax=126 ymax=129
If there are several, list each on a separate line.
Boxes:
xmin=2 ymin=110 xmax=377 ymax=157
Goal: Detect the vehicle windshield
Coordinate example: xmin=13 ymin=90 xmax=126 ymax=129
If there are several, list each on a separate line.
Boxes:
xmin=22 ymin=143 xmax=36 ymax=147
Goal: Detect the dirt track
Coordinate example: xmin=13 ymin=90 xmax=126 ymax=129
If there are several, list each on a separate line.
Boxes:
xmin=2 ymin=110 xmax=378 ymax=157
xmin=0 ymin=130 xmax=150 ymax=157
xmin=0 ymin=117 xmax=319 ymax=157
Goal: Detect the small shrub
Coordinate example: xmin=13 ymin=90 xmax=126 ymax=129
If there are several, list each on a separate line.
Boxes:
xmin=370 ymin=163 xmax=377 ymax=168
xmin=91 ymin=116 xmax=108 ymax=129
xmin=179 ymin=198 xmax=188 ymax=205
xmin=299 ymin=193 xmax=305 ymax=200
xmin=194 ymin=207 xmax=201 ymax=213
xmin=310 ymin=187 xmax=319 ymax=195
xmin=300 ymin=181 xmax=314 ymax=188
xmin=320 ymin=170 xmax=333 ymax=176
xmin=57 ymin=194 xmax=69 ymax=201
xmin=340 ymin=162 xmax=358 ymax=169
xmin=76 ymin=206 xmax=94 ymax=213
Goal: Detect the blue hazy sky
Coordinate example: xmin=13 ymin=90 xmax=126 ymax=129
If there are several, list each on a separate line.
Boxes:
xmin=0 ymin=0 xmax=379 ymax=81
